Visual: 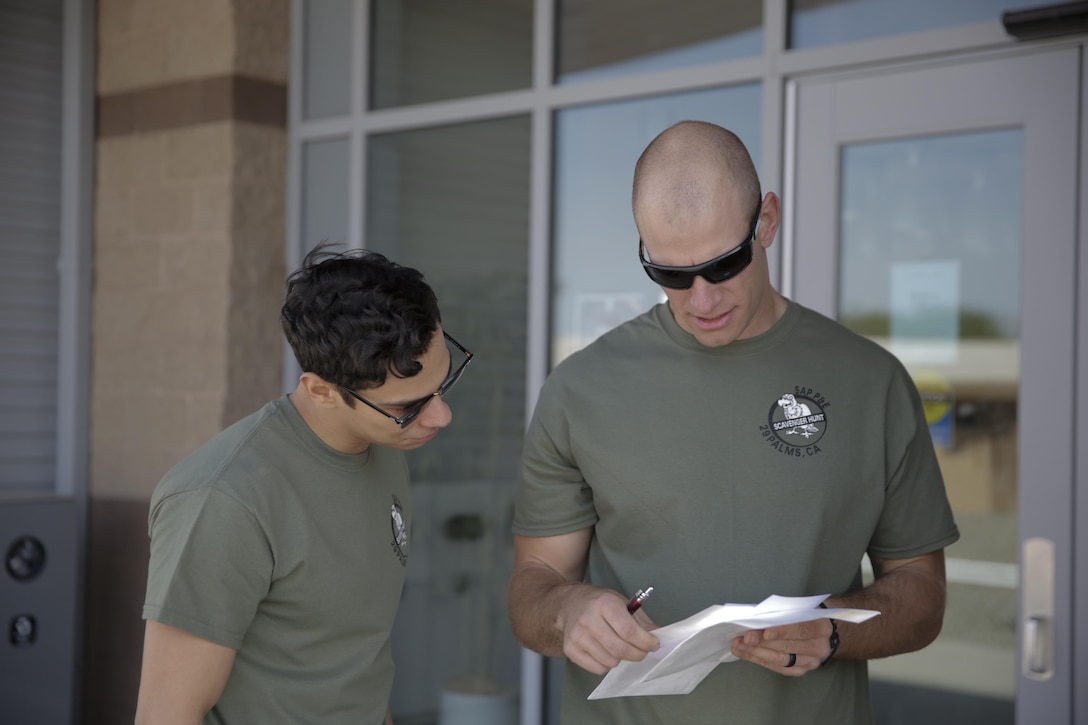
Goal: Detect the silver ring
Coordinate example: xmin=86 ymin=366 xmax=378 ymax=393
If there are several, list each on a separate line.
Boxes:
xmin=785 ymin=653 xmax=797 ymax=668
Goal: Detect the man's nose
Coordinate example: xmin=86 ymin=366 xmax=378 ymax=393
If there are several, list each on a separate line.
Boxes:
xmin=420 ymin=394 xmax=453 ymax=428
xmin=687 ymin=274 xmax=722 ymax=311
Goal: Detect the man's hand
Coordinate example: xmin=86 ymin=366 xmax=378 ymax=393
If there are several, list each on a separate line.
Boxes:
xmin=729 ymin=549 xmax=949 ymax=676
xmin=730 ymin=618 xmax=834 ymax=677
xmin=508 ymin=531 xmax=659 ymax=675
xmin=557 ymin=585 xmax=660 ymax=675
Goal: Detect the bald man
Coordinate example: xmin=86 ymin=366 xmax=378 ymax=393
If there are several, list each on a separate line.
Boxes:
xmin=508 ymin=121 xmax=959 ymax=723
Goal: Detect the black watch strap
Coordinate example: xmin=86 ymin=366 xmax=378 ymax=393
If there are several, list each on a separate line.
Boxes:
xmin=818 ymin=601 xmax=839 ymax=666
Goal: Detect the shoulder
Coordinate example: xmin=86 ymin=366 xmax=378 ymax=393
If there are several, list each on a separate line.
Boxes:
xmin=548 ymin=307 xmax=664 ymax=379
xmin=791 ymin=304 xmax=910 ymax=369
xmin=151 ymin=399 xmax=285 ymax=506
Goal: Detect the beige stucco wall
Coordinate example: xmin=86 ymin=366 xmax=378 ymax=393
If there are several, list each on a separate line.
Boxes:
xmin=92 ymin=0 xmax=288 ymax=499
xmin=84 ymin=2 xmax=288 ymax=721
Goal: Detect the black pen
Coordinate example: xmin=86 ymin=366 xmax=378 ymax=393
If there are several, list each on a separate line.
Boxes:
xmin=626 ymin=586 xmax=654 ymax=614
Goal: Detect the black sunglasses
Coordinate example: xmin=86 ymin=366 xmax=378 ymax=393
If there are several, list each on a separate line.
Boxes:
xmin=341 ymin=331 xmax=473 ymax=428
xmin=639 ymin=201 xmax=762 ymax=290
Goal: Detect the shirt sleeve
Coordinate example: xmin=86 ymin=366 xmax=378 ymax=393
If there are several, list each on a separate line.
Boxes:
xmin=512 ymin=379 xmax=599 ymax=538
xmin=143 ymin=487 xmax=273 ymax=649
xmin=868 ymin=366 xmax=961 ymax=559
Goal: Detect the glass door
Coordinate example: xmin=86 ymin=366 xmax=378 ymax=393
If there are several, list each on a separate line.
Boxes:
xmin=789 ymin=46 xmax=1079 ymax=724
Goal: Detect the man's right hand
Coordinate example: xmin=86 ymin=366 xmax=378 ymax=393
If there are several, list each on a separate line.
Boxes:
xmin=508 ymin=530 xmax=659 ymax=675
xmin=557 ymin=584 xmax=660 ymax=674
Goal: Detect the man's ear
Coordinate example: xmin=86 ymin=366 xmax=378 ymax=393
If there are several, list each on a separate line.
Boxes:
xmin=757 ymin=191 xmax=781 ymax=250
xmin=298 ymin=372 xmax=341 ymax=408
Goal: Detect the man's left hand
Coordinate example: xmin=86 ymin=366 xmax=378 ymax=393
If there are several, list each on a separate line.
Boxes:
xmin=730 ymin=618 xmax=834 ymax=677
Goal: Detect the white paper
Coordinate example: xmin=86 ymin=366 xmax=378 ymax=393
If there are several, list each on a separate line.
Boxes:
xmin=588 ymin=594 xmax=880 ymax=699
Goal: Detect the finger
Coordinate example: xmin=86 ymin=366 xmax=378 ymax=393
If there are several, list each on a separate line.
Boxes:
xmin=608 ymin=609 xmax=660 ymax=653
xmin=779 ymin=651 xmax=809 ymax=677
xmin=732 ymin=640 xmax=814 ymax=676
xmin=565 ymin=625 xmax=655 ymax=674
xmin=763 ymin=618 xmax=831 ymax=643
xmin=563 ymin=600 xmax=659 ymax=673
xmin=565 ymin=636 xmax=623 ymax=674
xmin=759 ymin=623 xmax=834 ymax=663
xmin=741 ymin=629 xmax=765 ymax=647
xmin=632 ymin=609 xmax=659 ymax=631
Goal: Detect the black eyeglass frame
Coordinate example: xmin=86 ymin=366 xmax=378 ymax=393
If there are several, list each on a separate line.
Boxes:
xmin=340 ymin=331 xmax=473 ymax=428
xmin=638 ymin=199 xmax=763 ymax=290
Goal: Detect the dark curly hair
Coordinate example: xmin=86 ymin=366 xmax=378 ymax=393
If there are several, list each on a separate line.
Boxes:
xmin=281 ymin=244 xmax=441 ymax=405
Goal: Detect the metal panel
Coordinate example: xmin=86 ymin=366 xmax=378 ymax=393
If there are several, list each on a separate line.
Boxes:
xmin=1076 ymin=44 xmax=1088 ymax=725
xmin=0 ymin=494 xmax=79 ymax=724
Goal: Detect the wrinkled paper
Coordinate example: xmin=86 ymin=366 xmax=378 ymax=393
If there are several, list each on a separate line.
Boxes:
xmin=588 ymin=594 xmax=880 ymax=699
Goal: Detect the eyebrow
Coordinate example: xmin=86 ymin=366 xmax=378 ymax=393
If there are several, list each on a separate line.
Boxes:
xmin=368 ymin=349 xmax=454 ymax=408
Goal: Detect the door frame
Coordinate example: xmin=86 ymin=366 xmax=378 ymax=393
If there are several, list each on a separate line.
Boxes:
xmin=1075 ymin=45 xmax=1088 ymax=725
xmin=784 ymin=43 xmax=1082 ymax=723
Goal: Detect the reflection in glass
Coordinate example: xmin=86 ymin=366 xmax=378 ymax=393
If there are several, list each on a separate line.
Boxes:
xmin=789 ymin=0 xmax=1056 ymax=50
xmin=302 ymin=0 xmax=353 ymax=119
xmin=557 ymin=0 xmax=761 ymax=84
xmin=838 ymin=130 xmax=1022 ymax=720
xmin=370 ymin=0 xmax=533 ymax=109
xmin=365 ymin=117 xmax=530 ymax=721
xmin=301 ymin=138 xmax=350 ymax=249
xmin=552 ymin=84 xmax=761 ymax=366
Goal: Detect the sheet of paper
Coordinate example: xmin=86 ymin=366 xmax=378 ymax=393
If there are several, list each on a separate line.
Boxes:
xmin=588 ymin=594 xmax=880 ymax=700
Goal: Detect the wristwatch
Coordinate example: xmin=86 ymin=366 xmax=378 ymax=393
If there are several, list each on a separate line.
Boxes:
xmin=818 ymin=601 xmax=839 ymax=666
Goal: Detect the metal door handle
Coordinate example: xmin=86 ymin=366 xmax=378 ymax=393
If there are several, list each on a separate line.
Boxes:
xmin=1021 ymin=538 xmax=1054 ymax=680
xmin=1024 ymin=615 xmax=1049 ymax=675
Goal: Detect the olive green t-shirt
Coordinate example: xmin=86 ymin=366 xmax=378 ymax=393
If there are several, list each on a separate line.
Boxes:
xmin=144 ymin=396 xmax=411 ymax=725
xmin=514 ymin=301 xmax=960 ymax=724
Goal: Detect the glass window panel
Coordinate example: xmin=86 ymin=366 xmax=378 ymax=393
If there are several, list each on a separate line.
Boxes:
xmin=301 ymin=137 xmax=350 ymax=249
xmin=790 ymin=0 xmax=1057 ymax=50
xmin=365 ymin=116 xmax=530 ymax=722
xmin=370 ymin=0 xmax=533 ymax=110
xmin=552 ymin=84 xmax=761 ymax=366
xmin=839 ymin=130 xmax=1022 ymax=343
xmin=557 ymin=0 xmax=761 ymax=85
xmin=302 ymin=0 xmax=353 ymax=119
xmin=839 ymin=129 xmax=1022 ymax=717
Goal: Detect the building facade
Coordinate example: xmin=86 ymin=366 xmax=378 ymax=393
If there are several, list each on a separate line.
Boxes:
xmin=1 ymin=1 xmax=1086 ymax=723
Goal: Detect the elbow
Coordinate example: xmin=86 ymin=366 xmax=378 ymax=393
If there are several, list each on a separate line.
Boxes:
xmin=907 ymin=593 xmax=947 ymax=653
xmin=915 ymin=612 xmax=944 ymax=651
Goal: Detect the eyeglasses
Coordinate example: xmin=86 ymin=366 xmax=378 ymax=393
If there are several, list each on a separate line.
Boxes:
xmin=638 ymin=201 xmax=762 ymax=290
xmin=341 ymin=331 xmax=473 ymax=428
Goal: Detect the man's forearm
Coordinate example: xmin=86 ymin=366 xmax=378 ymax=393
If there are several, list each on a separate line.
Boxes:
xmin=508 ymin=562 xmax=583 ymax=658
xmin=825 ymin=553 xmax=947 ymax=660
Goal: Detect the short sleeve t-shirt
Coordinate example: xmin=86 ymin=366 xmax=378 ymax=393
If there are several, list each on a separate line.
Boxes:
xmin=144 ymin=396 xmax=411 ymax=725
xmin=514 ymin=301 xmax=960 ymax=724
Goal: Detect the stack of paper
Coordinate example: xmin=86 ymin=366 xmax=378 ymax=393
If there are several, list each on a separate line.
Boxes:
xmin=588 ymin=594 xmax=879 ymax=699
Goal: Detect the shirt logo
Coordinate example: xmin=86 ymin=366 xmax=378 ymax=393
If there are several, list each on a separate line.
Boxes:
xmin=760 ymin=388 xmax=829 ymax=457
xmin=390 ymin=494 xmax=408 ymax=566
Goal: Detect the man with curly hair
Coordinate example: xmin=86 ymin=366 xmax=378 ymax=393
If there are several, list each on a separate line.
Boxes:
xmin=137 ymin=246 xmax=473 ymax=724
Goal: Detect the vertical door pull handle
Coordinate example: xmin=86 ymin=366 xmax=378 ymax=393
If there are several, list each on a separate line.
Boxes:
xmin=1021 ymin=537 xmax=1055 ymax=681
xmin=1024 ymin=615 xmax=1049 ymax=675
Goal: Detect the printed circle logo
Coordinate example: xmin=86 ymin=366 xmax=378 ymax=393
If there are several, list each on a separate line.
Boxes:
xmin=767 ymin=392 xmax=827 ymax=447
xmin=390 ymin=494 xmax=408 ymax=566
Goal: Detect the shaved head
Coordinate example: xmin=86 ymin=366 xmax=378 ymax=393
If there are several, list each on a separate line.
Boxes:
xmin=632 ymin=121 xmax=761 ymax=231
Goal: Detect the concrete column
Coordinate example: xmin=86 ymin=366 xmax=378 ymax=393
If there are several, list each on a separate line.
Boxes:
xmin=84 ymin=2 xmax=288 ymax=721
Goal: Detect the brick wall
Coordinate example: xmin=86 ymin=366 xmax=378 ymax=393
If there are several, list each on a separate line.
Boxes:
xmin=84 ymin=2 xmax=288 ymax=721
